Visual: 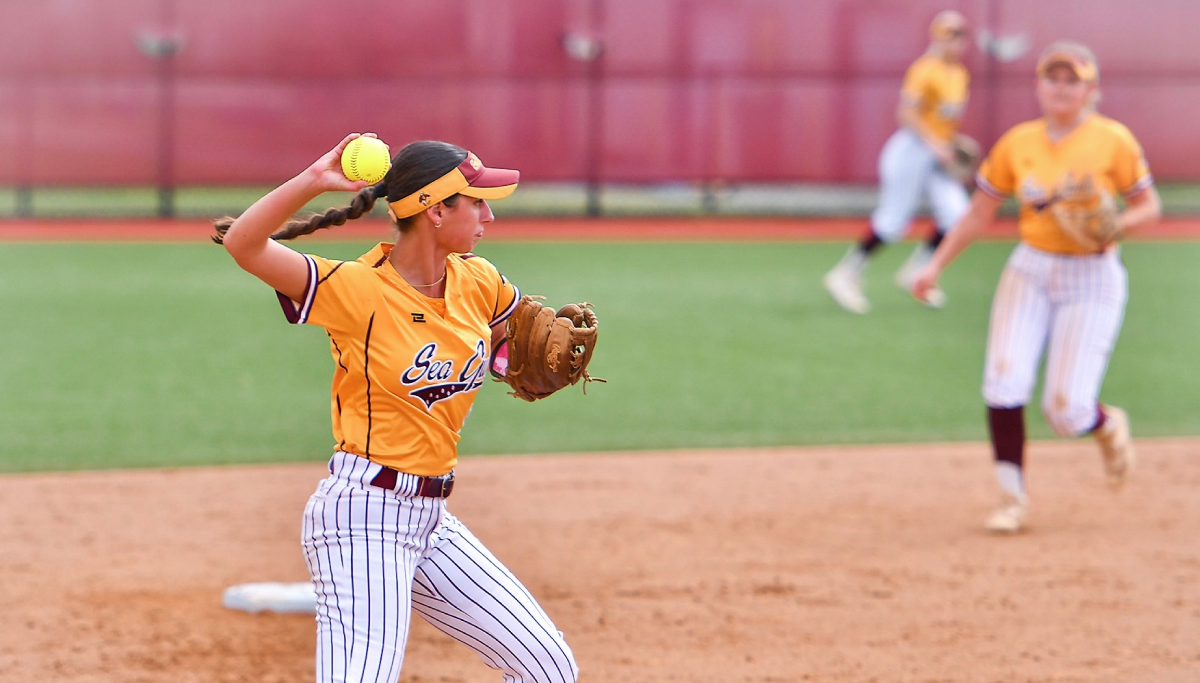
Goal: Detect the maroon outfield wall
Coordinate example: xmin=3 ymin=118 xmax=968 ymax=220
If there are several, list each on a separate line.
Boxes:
xmin=1 ymin=0 xmax=1199 ymax=188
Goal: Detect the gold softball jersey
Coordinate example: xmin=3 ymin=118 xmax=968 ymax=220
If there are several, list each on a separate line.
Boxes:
xmin=976 ymin=114 xmax=1154 ymax=255
xmin=277 ymin=243 xmax=520 ymax=476
xmin=901 ymin=54 xmax=970 ymax=144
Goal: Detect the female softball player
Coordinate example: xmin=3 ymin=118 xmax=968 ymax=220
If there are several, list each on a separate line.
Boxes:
xmin=215 ymin=135 xmax=579 ymax=683
xmin=824 ymin=9 xmax=973 ymax=314
xmin=912 ymin=42 xmax=1161 ymax=533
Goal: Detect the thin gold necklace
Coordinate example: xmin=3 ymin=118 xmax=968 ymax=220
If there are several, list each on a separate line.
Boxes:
xmin=387 ymin=255 xmax=446 ymax=288
xmin=408 ymin=271 xmax=446 ymax=288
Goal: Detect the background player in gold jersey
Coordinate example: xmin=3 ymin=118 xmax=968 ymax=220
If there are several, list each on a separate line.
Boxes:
xmin=824 ymin=10 xmax=973 ymax=314
xmin=215 ymin=136 xmax=579 ymax=683
xmin=912 ymin=42 xmax=1162 ymax=533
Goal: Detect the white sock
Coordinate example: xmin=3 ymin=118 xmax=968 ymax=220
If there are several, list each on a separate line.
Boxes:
xmin=838 ymin=247 xmax=868 ymax=275
xmin=995 ymin=461 xmax=1026 ymax=500
xmin=905 ymin=243 xmax=934 ymax=268
xmin=917 ymin=242 xmax=935 ymax=261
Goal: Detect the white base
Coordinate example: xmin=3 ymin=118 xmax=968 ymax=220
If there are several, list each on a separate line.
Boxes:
xmin=222 ymin=582 xmax=316 ymax=614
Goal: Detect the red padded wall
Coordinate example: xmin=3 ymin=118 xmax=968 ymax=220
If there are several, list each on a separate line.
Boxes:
xmin=0 ymin=0 xmax=1197 ymax=185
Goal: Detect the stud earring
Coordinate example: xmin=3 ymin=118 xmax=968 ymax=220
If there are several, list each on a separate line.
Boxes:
xmin=434 ymin=221 xmax=442 ymax=229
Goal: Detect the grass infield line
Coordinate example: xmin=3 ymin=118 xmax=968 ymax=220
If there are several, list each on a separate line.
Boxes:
xmin=1 ymin=217 xmax=1200 ymax=242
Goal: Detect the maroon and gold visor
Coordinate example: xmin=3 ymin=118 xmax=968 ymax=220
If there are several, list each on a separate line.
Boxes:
xmin=1036 ymin=51 xmax=1097 ymax=83
xmin=388 ymin=152 xmax=520 ymax=218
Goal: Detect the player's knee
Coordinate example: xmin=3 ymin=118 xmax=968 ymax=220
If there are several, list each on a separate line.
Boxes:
xmin=982 ymin=384 xmax=1026 ymax=410
xmin=510 ymin=630 xmax=578 ymax=683
xmin=1041 ymin=394 xmax=1094 ymax=437
xmin=545 ymin=632 xmax=579 ymax=683
xmin=868 ymin=217 xmax=907 ymax=243
xmin=555 ymin=633 xmax=580 ymax=683
xmin=563 ymin=650 xmax=580 ymax=683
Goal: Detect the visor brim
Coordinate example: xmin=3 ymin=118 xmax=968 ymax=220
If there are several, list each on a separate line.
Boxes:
xmin=1037 ymin=54 xmax=1096 ymax=81
xmin=459 ymin=166 xmax=520 ymax=200
xmin=461 ymin=183 xmax=518 ymax=200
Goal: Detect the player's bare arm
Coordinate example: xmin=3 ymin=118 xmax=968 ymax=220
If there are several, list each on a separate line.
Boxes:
xmin=1118 ymin=185 xmax=1162 ymax=236
xmin=910 ymin=191 xmax=1003 ymax=301
xmin=490 ymin=320 xmax=507 ymax=349
xmin=221 ymin=134 xmax=371 ymax=301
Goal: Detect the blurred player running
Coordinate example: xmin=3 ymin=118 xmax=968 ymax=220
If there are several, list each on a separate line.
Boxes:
xmin=912 ymin=43 xmax=1161 ymax=532
xmin=824 ymin=10 xmax=973 ymax=313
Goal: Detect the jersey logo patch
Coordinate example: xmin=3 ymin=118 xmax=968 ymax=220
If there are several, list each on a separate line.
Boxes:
xmin=1020 ymin=178 xmax=1054 ymax=211
xmin=401 ymin=341 xmax=488 ymax=409
xmin=412 ymin=313 xmax=426 ymax=323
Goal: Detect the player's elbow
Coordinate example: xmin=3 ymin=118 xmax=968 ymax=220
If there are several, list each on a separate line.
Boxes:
xmin=223 ymin=237 xmax=250 ymax=266
xmin=220 ymin=226 xmax=260 ymax=263
xmin=221 ymin=235 xmax=240 ymax=259
xmin=1126 ymin=186 xmax=1162 ymax=230
xmin=1147 ymin=205 xmax=1163 ymax=227
xmin=1145 ymin=189 xmax=1163 ymax=223
xmin=223 ymin=237 xmax=270 ymax=276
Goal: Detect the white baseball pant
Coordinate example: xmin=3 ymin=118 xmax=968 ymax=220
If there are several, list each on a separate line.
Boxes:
xmin=871 ymin=128 xmax=969 ymax=241
xmin=982 ymin=244 xmax=1128 ymax=436
xmin=302 ymin=451 xmax=579 ymax=683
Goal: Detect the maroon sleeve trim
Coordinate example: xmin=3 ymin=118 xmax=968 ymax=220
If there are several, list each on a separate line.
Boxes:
xmin=275 ymin=255 xmax=318 ymax=324
xmin=975 ymin=174 xmax=1007 ymax=200
xmin=490 ymin=284 xmax=520 ymax=327
xmin=1123 ymin=174 xmax=1154 ymax=199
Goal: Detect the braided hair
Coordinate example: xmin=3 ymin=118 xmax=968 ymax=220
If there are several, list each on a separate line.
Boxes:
xmin=212 ymin=140 xmax=470 ymax=244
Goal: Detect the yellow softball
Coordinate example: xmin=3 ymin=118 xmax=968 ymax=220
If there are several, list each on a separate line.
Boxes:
xmin=341 ymin=136 xmax=391 ymax=184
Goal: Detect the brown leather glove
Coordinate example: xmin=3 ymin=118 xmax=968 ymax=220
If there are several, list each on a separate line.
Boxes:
xmin=498 ymin=295 xmax=604 ymax=402
xmin=1050 ymin=172 xmax=1121 ymax=252
xmin=943 ymin=134 xmax=982 ymax=184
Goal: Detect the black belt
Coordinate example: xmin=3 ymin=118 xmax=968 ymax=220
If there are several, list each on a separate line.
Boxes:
xmin=370 ymin=465 xmax=455 ymax=498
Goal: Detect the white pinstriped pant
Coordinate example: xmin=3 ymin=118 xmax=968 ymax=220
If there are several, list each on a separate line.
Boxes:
xmin=870 ymin=128 xmax=970 ymax=241
xmin=982 ymin=244 xmax=1128 ymax=436
xmin=302 ymin=451 xmax=579 ymax=683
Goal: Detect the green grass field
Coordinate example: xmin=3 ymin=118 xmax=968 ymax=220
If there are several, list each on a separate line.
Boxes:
xmin=1 ymin=239 xmax=1198 ymax=473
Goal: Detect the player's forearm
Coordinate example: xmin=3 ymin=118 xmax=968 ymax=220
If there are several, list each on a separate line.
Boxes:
xmin=1118 ymin=187 xmax=1162 ymax=236
xmin=929 ymin=203 xmax=991 ymax=272
xmin=222 ymin=170 xmax=323 ymax=260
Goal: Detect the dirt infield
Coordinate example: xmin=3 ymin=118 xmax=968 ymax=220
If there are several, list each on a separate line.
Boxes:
xmin=2 ymin=440 xmax=1198 ymax=683
xmin=2 ymin=216 xmax=1200 ymax=242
